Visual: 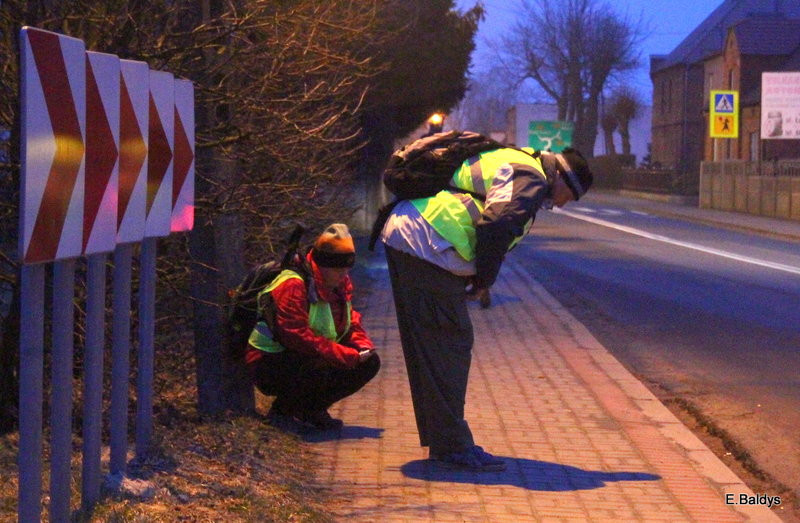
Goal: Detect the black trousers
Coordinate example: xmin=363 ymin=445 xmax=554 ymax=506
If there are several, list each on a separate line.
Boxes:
xmin=250 ymin=349 xmax=380 ymax=414
xmin=385 ymin=246 xmax=475 ymax=455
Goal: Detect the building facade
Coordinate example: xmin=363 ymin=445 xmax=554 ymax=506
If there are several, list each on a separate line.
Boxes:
xmin=650 ymin=0 xmax=800 ymax=173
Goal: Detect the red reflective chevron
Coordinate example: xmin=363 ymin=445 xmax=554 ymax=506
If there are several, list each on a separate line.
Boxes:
xmin=25 ymin=30 xmax=85 ymax=263
xmin=147 ymin=93 xmax=172 ymax=216
xmin=172 ymin=106 xmax=193 ymax=208
xmin=84 ymin=55 xmax=118 ymax=251
xmin=118 ymin=75 xmax=146 ymax=230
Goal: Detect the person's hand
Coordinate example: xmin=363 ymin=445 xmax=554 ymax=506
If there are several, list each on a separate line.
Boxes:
xmin=467 ymin=285 xmax=489 ymax=303
xmin=466 ymin=281 xmax=491 ymax=309
xmin=358 ymin=349 xmax=376 ymax=362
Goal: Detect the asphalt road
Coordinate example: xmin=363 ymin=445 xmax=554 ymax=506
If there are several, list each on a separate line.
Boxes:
xmin=512 ymin=195 xmax=800 ymax=497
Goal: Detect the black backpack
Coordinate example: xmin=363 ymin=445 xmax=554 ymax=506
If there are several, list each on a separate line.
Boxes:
xmin=369 ymin=130 xmax=506 ymax=250
xmin=383 ymin=130 xmax=505 ymax=200
xmin=226 ymin=225 xmax=310 ymax=360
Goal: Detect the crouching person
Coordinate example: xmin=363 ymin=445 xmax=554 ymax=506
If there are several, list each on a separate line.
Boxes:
xmin=246 ymin=224 xmax=380 ymax=432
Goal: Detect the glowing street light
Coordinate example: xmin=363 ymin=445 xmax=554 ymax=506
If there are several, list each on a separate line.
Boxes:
xmin=425 ymin=112 xmax=445 ymax=136
xmin=428 ymin=113 xmax=444 ymax=126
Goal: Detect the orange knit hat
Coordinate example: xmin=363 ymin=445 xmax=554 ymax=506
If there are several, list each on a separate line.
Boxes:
xmin=311 ymin=223 xmax=356 ymax=268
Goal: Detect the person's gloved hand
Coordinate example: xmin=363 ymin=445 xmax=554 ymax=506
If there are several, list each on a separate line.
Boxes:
xmin=466 ymin=281 xmax=491 ymax=308
xmin=358 ymin=349 xmax=376 ymax=362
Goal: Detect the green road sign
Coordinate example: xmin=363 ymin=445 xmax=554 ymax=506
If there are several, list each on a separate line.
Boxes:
xmin=528 ymin=121 xmax=573 ymax=152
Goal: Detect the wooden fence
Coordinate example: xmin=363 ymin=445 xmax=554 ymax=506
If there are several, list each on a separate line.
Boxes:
xmin=700 ymin=160 xmax=800 ymax=221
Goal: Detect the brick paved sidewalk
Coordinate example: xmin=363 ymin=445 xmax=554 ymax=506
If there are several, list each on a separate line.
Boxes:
xmin=307 ymin=246 xmax=780 ymax=522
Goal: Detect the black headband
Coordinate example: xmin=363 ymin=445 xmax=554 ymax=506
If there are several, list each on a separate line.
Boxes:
xmin=312 ymin=249 xmax=355 ymax=268
xmin=555 ymin=154 xmax=586 ymax=200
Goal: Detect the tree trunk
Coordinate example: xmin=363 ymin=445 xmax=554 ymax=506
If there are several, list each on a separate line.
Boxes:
xmin=187 ymin=0 xmax=253 ymax=417
xmin=214 ymin=213 xmax=253 ymax=413
xmin=188 ymin=208 xmax=226 ymax=417
xmin=358 ymin=110 xmax=398 ymax=231
xmin=575 ymin=91 xmax=601 ymax=157
xmin=188 ymin=165 xmax=253 ymax=416
xmin=603 ymin=128 xmax=617 ymax=155
xmin=620 ymin=122 xmax=631 ymax=156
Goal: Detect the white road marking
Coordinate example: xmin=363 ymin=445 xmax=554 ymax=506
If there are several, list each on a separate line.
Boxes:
xmin=554 ymin=208 xmax=800 ymax=276
xmin=630 ymin=210 xmax=650 ymax=216
xmin=599 ymin=208 xmax=623 ymax=216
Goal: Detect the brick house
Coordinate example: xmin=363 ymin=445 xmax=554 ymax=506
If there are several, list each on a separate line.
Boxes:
xmin=649 ymin=0 xmax=800 ymax=174
xmin=703 ymin=18 xmax=800 ymax=162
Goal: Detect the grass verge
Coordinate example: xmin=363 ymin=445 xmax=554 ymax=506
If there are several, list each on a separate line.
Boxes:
xmin=0 ymin=321 xmax=335 ymax=522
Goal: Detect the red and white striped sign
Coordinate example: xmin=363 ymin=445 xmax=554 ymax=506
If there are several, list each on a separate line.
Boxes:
xmin=117 ymin=59 xmax=149 ymax=244
xmin=20 ymin=27 xmax=86 ymax=264
xmin=83 ymin=51 xmax=119 ymax=255
xmin=171 ymin=79 xmax=194 ymax=232
xmin=145 ymin=70 xmax=174 ymax=238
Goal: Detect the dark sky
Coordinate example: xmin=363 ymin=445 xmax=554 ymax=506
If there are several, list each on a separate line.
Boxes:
xmin=455 ymin=0 xmax=722 ymax=104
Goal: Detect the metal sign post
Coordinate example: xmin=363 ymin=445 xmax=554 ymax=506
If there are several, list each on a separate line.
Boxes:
xmin=18 ymin=264 xmax=44 ymax=523
xmin=20 ymin=26 xmax=86 ymax=523
xmin=18 ymin=26 xmax=193 ymax=520
xmin=80 ymin=49 xmax=121 ymax=511
xmin=110 ymin=58 xmax=149 ymax=474
xmin=136 ymin=69 xmax=174 ymax=456
xmin=49 ymin=260 xmax=76 ymax=519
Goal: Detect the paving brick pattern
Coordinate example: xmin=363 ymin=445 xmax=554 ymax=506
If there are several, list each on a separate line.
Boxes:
xmin=309 ymin=248 xmax=780 ymax=522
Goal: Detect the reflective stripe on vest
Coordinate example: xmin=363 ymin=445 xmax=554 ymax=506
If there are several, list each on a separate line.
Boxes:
xmin=248 ymin=270 xmax=351 ymax=353
xmin=412 ymin=148 xmax=546 ymax=261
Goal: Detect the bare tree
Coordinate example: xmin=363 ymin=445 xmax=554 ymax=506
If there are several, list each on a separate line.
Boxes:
xmin=448 ymin=65 xmax=518 ymax=135
xmin=0 ymin=0 xmax=388 ymax=421
xmin=600 ymin=112 xmax=618 ymax=156
xmin=499 ymin=0 xmax=642 ymax=155
xmin=609 ymin=87 xmax=641 ymax=157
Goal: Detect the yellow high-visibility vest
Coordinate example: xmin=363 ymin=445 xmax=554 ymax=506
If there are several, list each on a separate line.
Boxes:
xmin=411 ymin=148 xmax=546 ymax=260
xmin=248 ymin=270 xmax=351 ymax=353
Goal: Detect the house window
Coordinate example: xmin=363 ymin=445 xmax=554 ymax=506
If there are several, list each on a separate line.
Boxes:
xmin=750 ymin=131 xmax=759 ymax=161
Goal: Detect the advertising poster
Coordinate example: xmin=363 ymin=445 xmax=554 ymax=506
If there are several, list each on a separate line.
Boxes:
xmin=761 ymin=72 xmax=800 ymax=139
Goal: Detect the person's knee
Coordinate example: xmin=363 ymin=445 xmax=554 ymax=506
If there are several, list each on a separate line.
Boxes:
xmin=360 ymin=352 xmax=381 ymax=381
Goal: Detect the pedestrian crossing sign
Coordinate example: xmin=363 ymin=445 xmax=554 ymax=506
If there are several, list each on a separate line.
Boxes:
xmin=715 ymin=93 xmax=734 ymax=112
xmin=710 ymin=90 xmax=738 ymax=138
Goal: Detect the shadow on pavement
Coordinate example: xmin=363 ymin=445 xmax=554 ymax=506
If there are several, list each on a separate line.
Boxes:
xmin=401 ymin=458 xmax=660 ymax=491
xmin=302 ymin=425 xmax=384 ymax=443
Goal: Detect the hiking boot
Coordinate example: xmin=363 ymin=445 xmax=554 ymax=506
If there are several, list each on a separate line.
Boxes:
xmin=430 ymin=445 xmax=506 ymax=472
xmin=297 ymin=409 xmax=344 ymax=431
xmin=265 ymin=404 xmax=300 ymax=431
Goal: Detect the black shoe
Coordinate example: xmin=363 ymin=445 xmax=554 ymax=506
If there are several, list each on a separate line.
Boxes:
xmin=297 ymin=409 xmax=343 ymax=431
xmin=430 ymin=445 xmax=506 ymax=472
xmin=266 ymin=404 xmax=300 ymax=431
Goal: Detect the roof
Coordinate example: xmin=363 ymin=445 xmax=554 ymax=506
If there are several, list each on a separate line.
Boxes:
xmin=651 ymin=0 xmax=800 ymax=72
xmin=733 ymin=18 xmax=800 ymax=55
xmin=779 ymin=43 xmax=800 ymax=70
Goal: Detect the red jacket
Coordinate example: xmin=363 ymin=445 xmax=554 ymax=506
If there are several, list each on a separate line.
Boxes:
xmin=245 ymin=253 xmax=373 ymax=368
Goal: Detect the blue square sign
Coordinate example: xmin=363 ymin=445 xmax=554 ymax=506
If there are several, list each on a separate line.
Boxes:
xmin=714 ymin=93 xmax=734 ymax=113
